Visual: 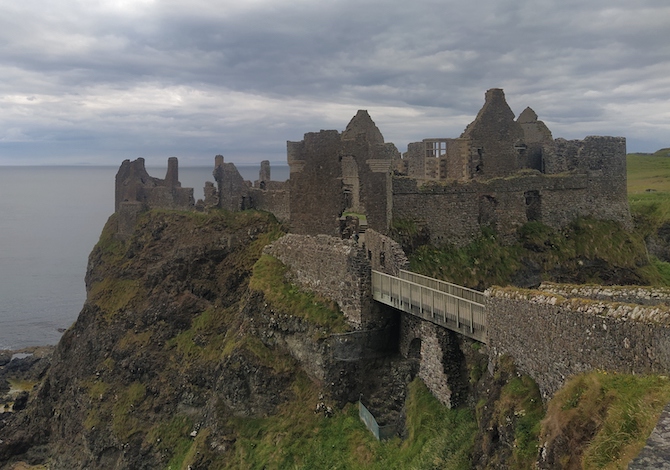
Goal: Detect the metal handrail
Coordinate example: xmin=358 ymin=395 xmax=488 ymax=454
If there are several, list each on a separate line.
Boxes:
xmin=372 ymin=270 xmax=487 ymax=343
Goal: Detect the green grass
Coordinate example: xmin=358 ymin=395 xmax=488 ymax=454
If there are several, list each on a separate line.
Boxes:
xmin=219 ymin=376 xmax=475 ymax=470
xmin=409 ymin=227 xmax=523 ymax=289
xmin=542 ymin=371 xmax=670 ymax=469
xmin=498 ymin=375 xmax=545 ymax=467
xmin=408 ymin=217 xmax=657 ymax=289
xmin=88 ymin=278 xmax=142 ymax=319
xmin=167 ymin=307 xmax=231 ymax=362
xmin=111 ymin=381 xmax=148 ymax=440
xmin=627 ymin=153 xmax=670 ymax=194
xmin=146 ymin=415 xmax=195 ymax=470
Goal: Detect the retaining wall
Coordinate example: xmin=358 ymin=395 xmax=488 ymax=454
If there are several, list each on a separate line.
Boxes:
xmin=263 ymin=234 xmax=374 ymax=328
xmin=487 ymin=287 xmax=670 ymax=397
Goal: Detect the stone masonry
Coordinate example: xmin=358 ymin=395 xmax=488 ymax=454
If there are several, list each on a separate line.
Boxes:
xmin=114 ymin=157 xmax=194 ymax=237
xmin=263 ymin=234 xmax=377 ymax=329
xmin=395 ymin=89 xmax=631 ymax=246
xmin=487 ymin=286 xmax=670 ymax=398
xmin=209 ymin=88 xmax=630 ymax=248
xmin=399 ymin=314 xmax=468 ymax=407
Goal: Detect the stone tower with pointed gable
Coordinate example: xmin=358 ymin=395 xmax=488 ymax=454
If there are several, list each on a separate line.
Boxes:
xmin=287 ymin=110 xmax=400 ymax=236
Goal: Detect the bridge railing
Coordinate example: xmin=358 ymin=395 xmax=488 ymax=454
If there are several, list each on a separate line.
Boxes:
xmin=372 ymin=270 xmax=487 ymax=343
xmin=398 ymin=270 xmax=485 ymax=304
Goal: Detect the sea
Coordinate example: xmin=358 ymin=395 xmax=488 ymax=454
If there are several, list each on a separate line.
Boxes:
xmin=0 ymin=164 xmax=288 ymax=351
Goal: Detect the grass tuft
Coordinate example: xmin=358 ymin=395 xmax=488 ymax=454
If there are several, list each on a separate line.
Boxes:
xmin=542 ymin=371 xmax=670 ymax=469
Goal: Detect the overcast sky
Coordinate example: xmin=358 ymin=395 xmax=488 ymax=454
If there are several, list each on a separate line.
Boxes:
xmin=0 ymin=0 xmax=668 ymax=166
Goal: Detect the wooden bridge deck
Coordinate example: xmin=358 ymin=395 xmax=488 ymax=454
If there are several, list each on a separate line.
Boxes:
xmin=371 ymin=269 xmax=487 ymax=343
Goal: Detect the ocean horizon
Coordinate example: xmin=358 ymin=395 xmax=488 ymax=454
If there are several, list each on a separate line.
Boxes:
xmin=0 ymin=164 xmax=288 ymax=350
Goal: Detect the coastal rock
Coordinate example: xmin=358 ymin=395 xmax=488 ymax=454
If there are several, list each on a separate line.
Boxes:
xmin=0 ymin=210 xmax=414 ymax=469
xmin=0 ymin=351 xmax=10 ymax=367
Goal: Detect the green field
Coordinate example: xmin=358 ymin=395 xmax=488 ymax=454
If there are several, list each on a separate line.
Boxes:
xmin=627 ymin=150 xmax=670 ymax=194
xmin=627 ymin=151 xmax=670 ymax=238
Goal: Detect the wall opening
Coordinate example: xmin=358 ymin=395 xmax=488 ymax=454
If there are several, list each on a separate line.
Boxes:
xmin=525 ymin=190 xmax=541 ymax=221
xmin=408 ymin=338 xmax=422 ymax=360
xmin=341 ymin=155 xmax=360 ymax=213
xmin=526 ymin=147 xmax=544 ymax=173
xmin=478 ymin=195 xmax=498 ymax=227
xmin=439 ymin=158 xmax=448 ymax=179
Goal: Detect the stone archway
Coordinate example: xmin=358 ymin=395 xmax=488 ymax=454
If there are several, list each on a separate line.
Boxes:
xmin=408 ymin=337 xmax=422 ymax=360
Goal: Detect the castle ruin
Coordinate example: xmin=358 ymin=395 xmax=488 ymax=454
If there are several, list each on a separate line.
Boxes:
xmin=203 ymin=88 xmax=631 ymax=246
xmin=109 ymin=89 xmax=661 ymax=409
xmin=115 ymin=88 xmax=631 ymax=247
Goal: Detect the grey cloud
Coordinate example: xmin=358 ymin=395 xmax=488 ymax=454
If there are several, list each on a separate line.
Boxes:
xmin=0 ymin=0 xmax=668 ymax=165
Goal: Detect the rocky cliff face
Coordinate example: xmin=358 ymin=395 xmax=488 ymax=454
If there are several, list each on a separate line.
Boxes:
xmin=0 ymin=210 xmax=296 ymax=467
xmin=0 ymin=210 xmax=416 ymax=469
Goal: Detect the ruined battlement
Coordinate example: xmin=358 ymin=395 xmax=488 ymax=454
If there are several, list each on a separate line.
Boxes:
xmin=114 ymin=157 xmax=194 ymax=237
xmin=393 ymin=89 xmax=631 ymax=245
xmin=115 ymin=88 xmax=631 ymax=248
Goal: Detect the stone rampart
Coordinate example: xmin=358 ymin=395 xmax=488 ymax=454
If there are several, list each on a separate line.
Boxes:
xmin=392 ymin=170 xmax=630 ymax=246
xmin=538 ymin=283 xmax=670 ymax=306
xmin=363 ymin=229 xmax=409 ymax=276
xmin=115 ymin=157 xmax=194 ymax=237
xmin=248 ymin=187 xmax=290 ymax=223
xmin=115 ymin=157 xmax=194 ymax=213
xmin=263 ymin=234 xmax=376 ymax=329
xmin=487 ymin=287 xmax=670 ymax=397
xmin=400 ymin=313 xmax=467 ymax=407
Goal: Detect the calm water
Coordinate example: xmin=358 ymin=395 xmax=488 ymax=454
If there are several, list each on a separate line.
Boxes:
xmin=0 ymin=164 xmax=287 ymax=350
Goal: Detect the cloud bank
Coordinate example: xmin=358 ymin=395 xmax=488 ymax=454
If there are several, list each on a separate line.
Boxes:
xmin=0 ymin=0 xmax=668 ymax=165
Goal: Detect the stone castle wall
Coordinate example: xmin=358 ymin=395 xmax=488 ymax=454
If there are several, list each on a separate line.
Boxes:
xmin=538 ymin=283 xmax=670 ymax=306
xmin=115 ymin=157 xmax=194 ymax=213
xmin=363 ymin=229 xmax=409 ymax=276
xmin=400 ymin=314 xmax=468 ymax=407
xmin=486 ymin=287 xmax=670 ymax=397
xmin=263 ymin=234 xmax=377 ymax=329
xmin=248 ymin=187 xmax=290 ymax=223
xmin=287 ymin=131 xmax=345 ymax=237
xmin=115 ymin=157 xmax=194 ymax=237
xmin=392 ymin=167 xmax=630 ymax=246
xmin=287 ymin=111 xmax=397 ymax=237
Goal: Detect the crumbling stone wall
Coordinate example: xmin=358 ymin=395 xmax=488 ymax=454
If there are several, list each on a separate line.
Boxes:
xmin=400 ymin=313 xmax=468 ymax=407
xmin=461 ymin=88 xmax=525 ymax=179
xmin=487 ymin=287 xmax=670 ymax=397
xmin=212 ymin=155 xmax=251 ymax=211
xmin=392 ymin=169 xmax=630 ymax=246
xmin=263 ymin=234 xmax=385 ymax=329
xmin=248 ymin=187 xmax=290 ymax=223
xmin=115 ymin=157 xmax=193 ymax=212
xmin=363 ymin=229 xmax=409 ymax=276
xmin=393 ymin=89 xmax=631 ymax=246
xmin=287 ymin=111 xmax=397 ymax=237
xmin=287 ymin=130 xmax=344 ymax=236
xmin=204 ymin=156 xmax=290 ymax=222
xmin=198 ymin=89 xmax=630 ymax=249
xmin=114 ymin=157 xmax=194 ymax=237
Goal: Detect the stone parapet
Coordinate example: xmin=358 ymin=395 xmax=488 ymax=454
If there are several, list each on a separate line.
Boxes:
xmin=264 ymin=234 xmax=376 ymax=329
xmin=538 ymin=282 xmax=670 ymax=306
xmin=487 ymin=286 xmax=670 ymax=397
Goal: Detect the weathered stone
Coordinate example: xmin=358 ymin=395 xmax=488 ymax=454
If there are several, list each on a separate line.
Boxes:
xmin=487 ymin=286 xmax=670 ymax=397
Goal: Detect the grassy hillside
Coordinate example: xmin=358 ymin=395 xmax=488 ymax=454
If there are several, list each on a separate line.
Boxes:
xmin=628 ymin=153 xmax=670 ymax=243
xmin=627 ymin=151 xmax=670 ymax=194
